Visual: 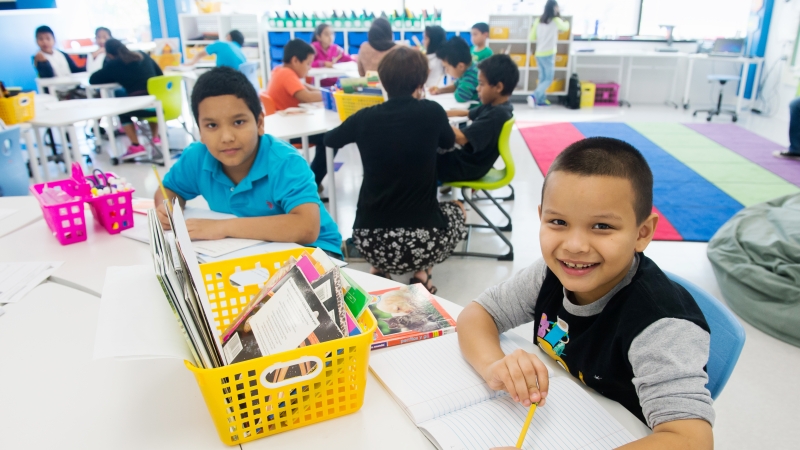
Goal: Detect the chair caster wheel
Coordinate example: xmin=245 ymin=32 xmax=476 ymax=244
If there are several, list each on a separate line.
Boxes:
xmin=732 ymin=115 xmax=738 ymax=123
xmin=111 ymin=157 xmax=119 ymax=166
xmin=706 ymin=116 xmax=712 ymax=122
xmin=692 ymin=111 xmax=697 ymax=117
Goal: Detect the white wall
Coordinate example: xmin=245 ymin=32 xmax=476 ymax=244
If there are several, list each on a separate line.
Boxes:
xmin=758 ymin=0 xmax=800 ymax=122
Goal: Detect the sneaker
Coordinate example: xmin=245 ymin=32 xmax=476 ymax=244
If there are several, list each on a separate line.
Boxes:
xmin=121 ymin=144 xmax=147 ymax=161
xmin=152 ymin=136 xmax=162 ymax=145
xmin=341 ymin=238 xmax=366 ymax=262
xmin=439 ymin=186 xmax=453 ymax=195
xmin=773 ymin=150 xmax=800 ymax=160
xmin=527 ymin=95 xmax=537 ymax=109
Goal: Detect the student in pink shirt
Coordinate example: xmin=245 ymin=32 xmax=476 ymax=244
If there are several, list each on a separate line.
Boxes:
xmin=311 ymin=24 xmax=353 ymax=87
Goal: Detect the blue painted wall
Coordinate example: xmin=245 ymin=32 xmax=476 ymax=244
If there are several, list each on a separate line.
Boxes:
xmin=0 ymin=11 xmax=64 ymax=91
xmin=0 ymin=0 xmax=57 ymax=10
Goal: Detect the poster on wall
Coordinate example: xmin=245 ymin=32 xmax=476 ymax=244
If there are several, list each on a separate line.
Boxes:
xmin=0 ymin=0 xmax=57 ymax=10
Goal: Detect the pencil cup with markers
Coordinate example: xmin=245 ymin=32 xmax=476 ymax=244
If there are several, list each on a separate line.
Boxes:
xmin=30 ymin=163 xmax=136 ymax=245
xmin=187 ymin=248 xmax=378 ymax=445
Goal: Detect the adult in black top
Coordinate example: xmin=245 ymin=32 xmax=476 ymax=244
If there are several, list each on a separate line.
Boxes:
xmin=324 ymin=47 xmax=466 ymax=293
xmin=89 ymin=39 xmax=163 ymax=158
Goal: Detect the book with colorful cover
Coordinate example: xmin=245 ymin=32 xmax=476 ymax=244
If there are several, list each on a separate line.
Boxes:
xmin=368 ymin=284 xmax=456 ymax=350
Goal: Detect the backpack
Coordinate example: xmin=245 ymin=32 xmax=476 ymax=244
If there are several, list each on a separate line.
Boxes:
xmin=566 ymin=73 xmax=581 ymax=109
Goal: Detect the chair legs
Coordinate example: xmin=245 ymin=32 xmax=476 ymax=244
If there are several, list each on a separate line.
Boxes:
xmin=451 ymin=187 xmax=514 ymax=261
xmin=693 ymin=81 xmax=738 ymax=122
xmin=472 ymin=184 xmax=515 ymax=202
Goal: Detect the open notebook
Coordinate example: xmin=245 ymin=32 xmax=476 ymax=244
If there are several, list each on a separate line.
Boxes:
xmin=369 ymin=333 xmax=635 ymax=450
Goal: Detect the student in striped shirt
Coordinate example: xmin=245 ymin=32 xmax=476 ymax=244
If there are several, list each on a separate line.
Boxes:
xmin=428 ymin=37 xmax=479 ymax=104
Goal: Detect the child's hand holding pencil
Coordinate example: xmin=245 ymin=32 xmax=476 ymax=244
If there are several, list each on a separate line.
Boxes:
xmin=482 ymin=348 xmax=549 ymax=407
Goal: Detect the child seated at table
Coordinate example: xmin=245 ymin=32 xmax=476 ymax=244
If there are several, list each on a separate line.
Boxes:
xmin=89 ymin=39 xmax=163 ymax=161
xmin=459 ymin=138 xmax=714 ymax=449
xmin=429 ymin=37 xmax=479 ymax=104
xmin=311 ymin=23 xmax=353 ymax=87
xmin=437 ymin=54 xmax=516 ymax=184
xmin=324 ymin=46 xmax=466 ymax=294
xmin=32 ymin=25 xmax=86 ymax=100
xmin=155 ymin=66 xmax=343 ymax=258
xmin=186 ymin=29 xmax=247 ymax=69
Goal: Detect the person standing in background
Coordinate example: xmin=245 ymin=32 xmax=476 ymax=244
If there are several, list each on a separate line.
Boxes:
xmin=529 ymin=0 xmax=569 ymax=107
xmin=470 ymin=22 xmax=493 ymax=63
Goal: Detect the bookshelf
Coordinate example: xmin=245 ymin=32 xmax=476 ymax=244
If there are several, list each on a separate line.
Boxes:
xmin=178 ymin=13 xmax=264 ymax=72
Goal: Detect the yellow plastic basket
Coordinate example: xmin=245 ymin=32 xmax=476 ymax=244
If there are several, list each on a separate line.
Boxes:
xmin=0 ymin=92 xmax=35 ymax=125
xmin=186 ymin=248 xmax=377 ymax=445
xmin=332 ymin=90 xmax=383 ymax=121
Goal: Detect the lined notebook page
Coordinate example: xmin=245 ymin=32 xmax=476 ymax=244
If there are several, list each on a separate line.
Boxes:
xmin=369 ymin=333 xmax=524 ymax=424
xmin=419 ymin=377 xmax=635 ymax=450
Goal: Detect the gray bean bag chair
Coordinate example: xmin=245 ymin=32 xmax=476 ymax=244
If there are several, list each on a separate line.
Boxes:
xmin=707 ymin=193 xmax=800 ymax=347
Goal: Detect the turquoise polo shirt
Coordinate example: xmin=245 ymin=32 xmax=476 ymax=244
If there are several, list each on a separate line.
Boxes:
xmin=163 ymin=134 xmax=342 ymax=255
xmin=206 ymin=41 xmax=247 ymax=69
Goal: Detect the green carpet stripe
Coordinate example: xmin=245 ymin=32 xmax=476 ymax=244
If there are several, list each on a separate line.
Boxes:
xmin=629 ymin=123 xmax=800 ymax=206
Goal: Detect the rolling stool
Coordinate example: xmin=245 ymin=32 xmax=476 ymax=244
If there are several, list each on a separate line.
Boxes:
xmin=693 ymin=75 xmax=740 ymax=122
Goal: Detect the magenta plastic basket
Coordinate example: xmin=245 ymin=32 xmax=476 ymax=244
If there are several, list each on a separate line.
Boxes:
xmin=594 ymin=82 xmax=620 ymax=106
xmin=30 ymin=163 xmax=135 ymax=245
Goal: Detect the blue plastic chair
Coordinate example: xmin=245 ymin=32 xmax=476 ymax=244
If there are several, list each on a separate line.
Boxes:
xmin=239 ymin=61 xmax=260 ymax=93
xmin=666 ymin=272 xmax=746 ymax=399
xmin=0 ymin=127 xmax=29 ymax=197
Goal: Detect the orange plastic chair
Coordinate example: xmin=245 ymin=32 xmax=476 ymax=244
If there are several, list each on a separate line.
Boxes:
xmin=63 ymin=38 xmax=93 ymax=68
xmin=259 ymin=91 xmax=276 ymax=116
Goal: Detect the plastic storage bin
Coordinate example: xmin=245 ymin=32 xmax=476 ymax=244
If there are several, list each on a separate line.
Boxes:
xmin=490 ymin=26 xmax=510 ymax=39
xmin=187 ymin=248 xmax=378 ymax=445
xmin=555 ymin=54 xmax=568 ymax=67
xmin=546 ymin=78 xmax=566 ymax=93
xmin=509 ymin=54 xmax=527 ymax=67
xmin=0 ymin=92 xmax=35 ymax=125
xmin=580 ymin=82 xmax=596 ymax=108
xmin=594 ymin=82 xmax=620 ymax=106
xmin=332 ymin=91 xmax=383 ymax=121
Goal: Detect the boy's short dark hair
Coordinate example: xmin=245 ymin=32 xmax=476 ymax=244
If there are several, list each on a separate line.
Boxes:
xmin=472 ymin=22 xmax=490 ymax=34
xmin=35 ymin=25 xmax=54 ymax=38
xmin=478 ymin=54 xmax=519 ymax=95
xmin=378 ymin=46 xmax=428 ymax=98
xmin=283 ymin=39 xmax=315 ymax=64
xmin=435 ymin=37 xmax=472 ymax=67
xmin=191 ymin=66 xmax=261 ymax=124
xmin=544 ymin=137 xmax=654 ymax=224
xmin=228 ymin=29 xmax=245 ymax=46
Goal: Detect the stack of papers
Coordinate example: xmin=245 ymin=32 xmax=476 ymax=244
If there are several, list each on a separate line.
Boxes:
xmin=0 ymin=262 xmax=64 ymax=304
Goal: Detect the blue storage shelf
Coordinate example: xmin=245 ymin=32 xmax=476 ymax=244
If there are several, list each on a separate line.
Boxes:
xmin=295 ymin=31 xmax=314 ymax=43
xmin=334 ymin=32 xmax=345 ymax=47
xmin=348 ymin=32 xmax=368 ymax=46
xmin=270 ymin=46 xmax=284 ymax=60
xmin=268 ymin=32 xmax=291 ymax=46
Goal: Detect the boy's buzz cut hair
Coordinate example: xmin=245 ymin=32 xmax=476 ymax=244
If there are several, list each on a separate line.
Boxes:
xmin=228 ymin=29 xmax=245 ymax=46
xmin=191 ymin=66 xmax=261 ymax=124
xmin=283 ymin=38 xmax=315 ymax=64
xmin=35 ymin=25 xmax=54 ymax=37
xmin=472 ymin=22 xmax=490 ymax=34
xmin=435 ymin=37 xmax=473 ymax=67
xmin=544 ymin=137 xmax=654 ymax=224
xmin=478 ymin=54 xmax=519 ymax=95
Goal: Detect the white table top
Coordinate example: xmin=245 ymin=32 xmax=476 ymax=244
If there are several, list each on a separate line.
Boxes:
xmin=427 ymin=92 xmax=476 ymax=111
xmin=571 ymin=49 xmax=764 ymax=63
xmin=35 ymin=72 xmax=89 ymax=89
xmin=0 ymin=196 xmax=43 ymax=238
xmin=264 ymin=108 xmax=342 ymax=141
xmin=0 ymin=209 xmax=151 ymax=296
xmin=164 ymin=66 xmax=204 ymax=80
xmin=29 ymin=96 xmax=158 ymax=128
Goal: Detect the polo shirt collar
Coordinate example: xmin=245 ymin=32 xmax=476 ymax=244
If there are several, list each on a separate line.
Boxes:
xmin=201 ymin=135 xmax=270 ymax=190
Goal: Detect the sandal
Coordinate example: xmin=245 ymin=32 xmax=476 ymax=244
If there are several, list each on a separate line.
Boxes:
xmin=410 ymin=272 xmax=437 ymax=295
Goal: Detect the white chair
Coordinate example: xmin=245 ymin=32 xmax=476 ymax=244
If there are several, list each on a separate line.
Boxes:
xmin=693 ymin=75 xmax=740 ymax=122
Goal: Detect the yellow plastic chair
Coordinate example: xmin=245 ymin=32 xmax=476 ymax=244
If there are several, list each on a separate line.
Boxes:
xmin=445 ymin=117 xmax=516 ymax=261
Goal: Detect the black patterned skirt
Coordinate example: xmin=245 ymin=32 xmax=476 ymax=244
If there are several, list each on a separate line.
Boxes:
xmin=351 ymin=202 xmax=468 ymax=274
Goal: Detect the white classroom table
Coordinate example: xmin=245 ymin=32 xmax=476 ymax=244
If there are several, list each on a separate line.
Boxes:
xmin=0 ymin=196 xmax=42 ymax=238
xmin=0 ymin=270 xmax=648 ymax=449
xmin=28 ymin=96 xmax=171 ymax=180
xmin=571 ymin=50 xmax=763 ymax=111
xmin=307 ymin=64 xmax=361 ymax=88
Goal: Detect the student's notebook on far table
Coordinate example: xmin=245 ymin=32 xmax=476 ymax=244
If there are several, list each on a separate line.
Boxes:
xmin=369 ymin=333 xmax=635 ymax=450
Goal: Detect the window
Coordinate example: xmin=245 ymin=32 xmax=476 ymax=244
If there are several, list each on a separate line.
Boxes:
xmin=56 ymin=0 xmax=152 ymax=42
xmin=639 ymin=0 xmax=751 ymax=40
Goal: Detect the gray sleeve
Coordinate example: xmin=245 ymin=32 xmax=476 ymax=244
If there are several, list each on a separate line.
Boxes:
xmin=629 ymin=318 xmax=715 ymax=429
xmin=474 ymin=258 xmax=548 ymax=333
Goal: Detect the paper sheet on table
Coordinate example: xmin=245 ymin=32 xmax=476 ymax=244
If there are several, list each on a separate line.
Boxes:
xmin=196 ymin=241 xmax=302 ymax=263
xmin=192 ymin=238 xmax=263 ymax=258
xmin=333 ymin=61 xmax=358 ymax=71
xmin=0 ymin=209 xmax=19 ymax=221
xmin=93 ymin=265 xmax=194 ymax=361
xmin=0 ymin=262 xmax=64 ymax=303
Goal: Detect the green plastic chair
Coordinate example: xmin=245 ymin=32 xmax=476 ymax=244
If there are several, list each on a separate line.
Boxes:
xmin=445 ymin=117 xmax=516 ymax=261
xmin=144 ymin=75 xmax=193 ymax=153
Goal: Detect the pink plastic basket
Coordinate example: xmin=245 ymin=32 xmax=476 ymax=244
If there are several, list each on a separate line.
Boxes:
xmin=594 ymin=82 xmax=620 ymax=106
xmin=30 ymin=163 xmax=135 ymax=245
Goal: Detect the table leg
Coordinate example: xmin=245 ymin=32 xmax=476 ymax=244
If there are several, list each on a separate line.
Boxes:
xmin=155 ymin=100 xmax=171 ymax=168
xmin=736 ymin=61 xmax=749 ymax=113
xmin=34 ymin=127 xmax=49 ymax=182
xmin=683 ymin=58 xmax=695 ymax=109
xmin=66 ymin=126 xmax=85 ymax=170
xmin=751 ymin=60 xmax=763 ymax=111
xmin=668 ymin=58 xmax=680 ymax=107
xmin=314 ymin=76 xmax=322 ymax=89
xmin=58 ymin=127 xmax=73 ymax=169
xmin=301 ymin=135 xmax=310 ymax=162
xmin=325 ymin=146 xmax=337 ymax=224
xmin=24 ymin=127 xmax=42 ymax=184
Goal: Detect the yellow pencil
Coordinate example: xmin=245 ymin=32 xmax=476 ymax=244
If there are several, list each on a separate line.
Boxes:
xmin=515 ymin=403 xmax=538 ymax=449
xmin=152 ymin=165 xmax=172 ymax=212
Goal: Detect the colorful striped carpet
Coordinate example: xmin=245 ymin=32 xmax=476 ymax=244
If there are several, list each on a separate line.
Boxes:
xmin=519 ymin=122 xmax=800 ymax=241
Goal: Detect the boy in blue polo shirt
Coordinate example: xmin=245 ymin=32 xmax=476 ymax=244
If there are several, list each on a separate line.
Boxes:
xmin=186 ymin=30 xmax=247 ymax=69
xmin=154 ymin=66 xmax=342 ymax=257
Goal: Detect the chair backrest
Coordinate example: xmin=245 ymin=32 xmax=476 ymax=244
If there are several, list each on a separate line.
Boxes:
xmin=0 ymin=127 xmax=29 ymax=197
xmin=497 ymin=117 xmax=516 ymax=181
xmin=147 ymin=75 xmax=184 ymax=122
xmin=665 ymin=271 xmax=746 ymax=399
xmin=239 ymin=61 xmax=260 ymax=93
xmin=259 ymin=91 xmax=276 ymax=116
